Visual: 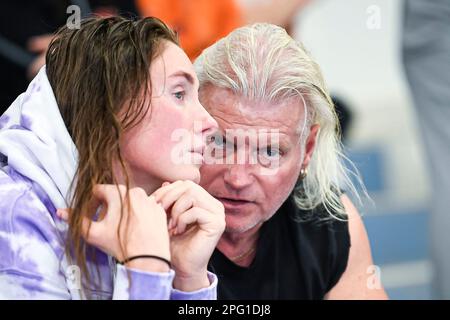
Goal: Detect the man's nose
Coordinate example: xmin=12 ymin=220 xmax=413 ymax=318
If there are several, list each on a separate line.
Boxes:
xmin=223 ymin=164 xmax=255 ymax=190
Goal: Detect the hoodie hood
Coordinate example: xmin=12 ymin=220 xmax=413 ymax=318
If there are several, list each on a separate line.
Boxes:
xmin=0 ymin=67 xmax=78 ymax=208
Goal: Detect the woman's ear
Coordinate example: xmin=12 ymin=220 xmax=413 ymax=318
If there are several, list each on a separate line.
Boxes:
xmin=302 ymin=124 xmax=320 ymax=168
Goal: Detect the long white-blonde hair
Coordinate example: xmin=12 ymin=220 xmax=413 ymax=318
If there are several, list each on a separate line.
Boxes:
xmin=194 ymin=23 xmax=363 ymax=219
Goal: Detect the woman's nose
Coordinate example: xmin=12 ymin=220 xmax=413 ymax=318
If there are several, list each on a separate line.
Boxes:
xmin=197 ymin=101 xmax=218 ymax=136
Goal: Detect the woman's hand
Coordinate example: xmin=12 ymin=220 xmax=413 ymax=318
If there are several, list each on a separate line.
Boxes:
xmin=152 ymin=180 xmax=225 ymax=291
xmin=57 ymin=184 xmax=171 ymax=273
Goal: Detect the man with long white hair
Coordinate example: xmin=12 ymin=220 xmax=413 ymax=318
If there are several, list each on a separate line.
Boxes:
xmin=196 ymin=23 xmax=388 ymax=299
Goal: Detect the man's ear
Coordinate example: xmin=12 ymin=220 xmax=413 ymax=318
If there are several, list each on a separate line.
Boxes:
xmin=302 ymin=124 xmax=320 ymax=168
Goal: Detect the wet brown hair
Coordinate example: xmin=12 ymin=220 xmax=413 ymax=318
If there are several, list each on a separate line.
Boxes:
xmin=46 ymin=16 xmax=178 ymax=292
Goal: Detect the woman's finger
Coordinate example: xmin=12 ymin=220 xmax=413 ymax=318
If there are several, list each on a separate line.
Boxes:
xmin=155 ymin=183 xmax=190 ymax=211
xmin=152 ymin=180 xmax=184 ymax=203
xmin=173 ymin=207 xmax=214 ymax=235
xmin=168 ymin=193 xmax=194 ymax=229
xmin=56 ymin=208 xmax=103 ymax=247
xmin=92 ymin=184 xmax=124 ymax=205
xmin=171 ymin=181 xmax=221 ymax=214
xmin=56 ymin=208 xmax=70 ymax=221
xmin=80 ymin=216 xmax=104 ymax=247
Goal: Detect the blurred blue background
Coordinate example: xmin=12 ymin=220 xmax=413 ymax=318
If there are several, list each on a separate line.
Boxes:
xmin=293 ymin=0 xmax=433 ymax=299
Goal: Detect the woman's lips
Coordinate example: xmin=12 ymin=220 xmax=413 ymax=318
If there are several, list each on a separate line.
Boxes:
xmin=189 ymin=145 xmax=205 ymax=165
xmin=190 ymin=151 xmax=204 ymax=161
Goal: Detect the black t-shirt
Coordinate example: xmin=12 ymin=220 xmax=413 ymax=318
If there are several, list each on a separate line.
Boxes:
xmin=208 ymin=195 xmax=351 ymax=299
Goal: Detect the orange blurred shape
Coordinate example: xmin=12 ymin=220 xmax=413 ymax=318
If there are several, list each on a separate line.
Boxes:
xmin=136 ymin=0 xmax=243 ymax=60
xmin=94 ymin=6 xmax=119 ymax=17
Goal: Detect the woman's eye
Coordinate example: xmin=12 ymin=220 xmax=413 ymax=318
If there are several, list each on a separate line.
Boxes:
xmin=174 ymin=91 xmax=185 ymax=100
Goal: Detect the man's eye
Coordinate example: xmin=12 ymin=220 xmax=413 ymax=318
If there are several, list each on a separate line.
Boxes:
xmin=207 ymin=134 xmax=230 ymax=151
xmin=174 ymin=91 xmax=185 ymax=100
xmin=210 ymin=135 xmax=225 ymax=146
xmin=259 ymin=146 xmax=280 ymax=158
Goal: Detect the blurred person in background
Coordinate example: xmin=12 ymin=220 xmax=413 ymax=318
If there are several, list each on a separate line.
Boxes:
xmin=0 ymin=1 xmax=137 ymax=114
xmin=136 ymin=0 xmax=311 ymax=60
xmin=402 ymin=0 xmax=450 ymax=299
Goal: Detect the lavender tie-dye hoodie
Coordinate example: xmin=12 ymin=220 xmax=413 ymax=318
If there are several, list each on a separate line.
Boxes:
xmin=0 ymin=68 xmax=217 ymax=300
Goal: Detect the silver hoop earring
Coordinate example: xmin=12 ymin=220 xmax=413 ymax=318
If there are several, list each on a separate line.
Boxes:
xmin=300 ymin=167 xmax=308 ymax=180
